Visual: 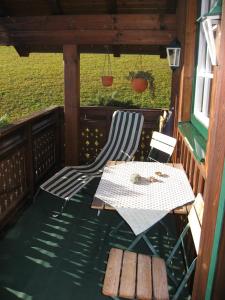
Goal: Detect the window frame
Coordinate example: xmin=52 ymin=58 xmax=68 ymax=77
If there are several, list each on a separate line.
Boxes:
xmin=192 ymin=0 xmax=217 ymax=136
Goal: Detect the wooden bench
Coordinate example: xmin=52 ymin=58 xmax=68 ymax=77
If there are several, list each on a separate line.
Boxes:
xmin=103 ymin=248 xmax=169 ymax=300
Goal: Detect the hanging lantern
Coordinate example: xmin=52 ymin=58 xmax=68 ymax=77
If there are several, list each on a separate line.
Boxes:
xmin=166 ymin=39 xmax=181 ymax=69
xmin=101 ymin=50 xmax=113 ymax=87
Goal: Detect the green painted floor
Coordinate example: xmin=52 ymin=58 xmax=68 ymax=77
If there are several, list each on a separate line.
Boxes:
xmin=0 ymin=179 xmax=189 ymax=300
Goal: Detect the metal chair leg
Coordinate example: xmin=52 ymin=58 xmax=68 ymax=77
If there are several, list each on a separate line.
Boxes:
xmin=166 ymin=224 xmax=190 ymax=266
xmin=172 ymin=258 xmax=197 ymax=300
xmin=109 ymin=220 xmax=125 ymax=237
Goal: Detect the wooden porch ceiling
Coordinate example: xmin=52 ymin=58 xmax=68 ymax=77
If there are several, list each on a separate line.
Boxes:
xmin=0 ymin=0 xmax=177 ymax=16
xmin=0 ymin=0 xmax=177 ymax=56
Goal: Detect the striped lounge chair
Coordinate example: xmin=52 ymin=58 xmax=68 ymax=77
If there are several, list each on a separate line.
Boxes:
xmin=40 ymin=110 xmax=144 ymax=210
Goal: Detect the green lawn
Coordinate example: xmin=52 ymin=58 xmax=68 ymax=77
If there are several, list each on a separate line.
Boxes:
xmin=0 ymin=47 xmax=171 ymax=124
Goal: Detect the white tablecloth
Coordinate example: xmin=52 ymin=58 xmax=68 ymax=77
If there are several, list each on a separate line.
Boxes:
xmin=94 ymin=162 xmax=195 ymax=235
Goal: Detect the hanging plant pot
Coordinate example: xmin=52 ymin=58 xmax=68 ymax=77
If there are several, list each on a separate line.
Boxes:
xmin=126 ymin=70 xmax=155 ymax=96
xmin=131 ymin=78 xmax=148 ymax=93
xmin=101 ymin=75 xmax=114 ymax=87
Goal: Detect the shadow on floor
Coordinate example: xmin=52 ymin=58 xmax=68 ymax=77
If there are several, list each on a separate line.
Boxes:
xmin=0 ymin=179 xmax=191 ymax=300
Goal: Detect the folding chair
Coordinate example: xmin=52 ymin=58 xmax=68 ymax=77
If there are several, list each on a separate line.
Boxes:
xmin=166 ymin=193 xmax=204 ymax=299
xmin=111 ymin=194 xmax=203 ymax=299
xmin=148 ymin=131 xmax=177 ymax=163
xmin=40 ymin=110 xmax=144 ymax=213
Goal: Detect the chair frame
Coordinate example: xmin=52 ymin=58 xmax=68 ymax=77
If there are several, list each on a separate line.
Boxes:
xmin=166 ymin=193 xmax=204 ymax=300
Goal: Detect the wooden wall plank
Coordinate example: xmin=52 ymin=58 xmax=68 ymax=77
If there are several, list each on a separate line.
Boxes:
xmin=178 ymin=0 xmax=197 ymax=122
xmin=171 ymin=0 xmax=186 ymax=137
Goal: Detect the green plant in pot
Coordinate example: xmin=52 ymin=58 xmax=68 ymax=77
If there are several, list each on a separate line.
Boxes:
xmin=126 ymin=70 xmax=155 ymax=96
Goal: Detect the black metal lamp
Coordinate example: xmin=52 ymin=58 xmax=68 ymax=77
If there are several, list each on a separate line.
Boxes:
xmin=166 ymin=39 xmax=181 ymax=70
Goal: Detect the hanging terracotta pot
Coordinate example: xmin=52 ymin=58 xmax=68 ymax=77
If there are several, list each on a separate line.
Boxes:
xmin=131 ymin=78 xmax=148 ymax=93
xmin=101 ymin=75 xmax=114 ymax=87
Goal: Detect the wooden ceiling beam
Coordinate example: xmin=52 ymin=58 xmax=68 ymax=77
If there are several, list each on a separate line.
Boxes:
xmin=15 ymin=46 xmax=30 ymax=57
xmin=18 ymin=45 xmax=162 ymax=55
xmin=0 ymin=29 xmax=175 ymax=46
xmin=0 ymin=14 xmax=176 ymax=47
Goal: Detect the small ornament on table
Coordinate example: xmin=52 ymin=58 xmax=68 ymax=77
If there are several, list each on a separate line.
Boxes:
xmin=155 ymin=171 xmax=169 ymax=178
xmin=130 ymin=173 xmax=141 ymax=184
xmin=148 ymin=176 xmax=163 ymax=183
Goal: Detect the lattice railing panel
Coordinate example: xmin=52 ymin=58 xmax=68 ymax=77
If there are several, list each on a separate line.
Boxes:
xmin=33 ymin=127 xmax=57 ymax=181
xmin=80 ymin=124 xmax=106 ymax=164
xmin=0 ymin=147 xmax=27 ymax=219
xmin=0 ymin=107 xmax=63 ymax=228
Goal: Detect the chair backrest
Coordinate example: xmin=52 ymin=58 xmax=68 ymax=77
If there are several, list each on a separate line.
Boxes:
xmin=188 ymin=193 xmax=204 ymax=254
xmin=83 ymin=110 xmax=144 ymax=172
xmin=150 ymin=131 xmax=177 ymax=156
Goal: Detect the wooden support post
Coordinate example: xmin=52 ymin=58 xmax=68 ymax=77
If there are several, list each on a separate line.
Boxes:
xmin=63 ymin=45 xmax=80 ymax=165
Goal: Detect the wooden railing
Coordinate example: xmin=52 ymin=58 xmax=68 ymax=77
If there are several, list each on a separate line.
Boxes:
xmin=175 ymin=129 xmax=206 ymax=196
xmin=80 ymin=107 xmax=165 ymax=164
xmin=0 ymin=107 xmax=63 ymax=228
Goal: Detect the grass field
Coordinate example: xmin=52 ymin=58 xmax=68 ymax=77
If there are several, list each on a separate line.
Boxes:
xmin=0 ymin=47 xmax=172 ymax=124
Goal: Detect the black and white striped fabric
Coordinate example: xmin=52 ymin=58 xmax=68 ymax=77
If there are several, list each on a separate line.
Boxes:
xmin=41 ymin=110 xmax=144 ymax=200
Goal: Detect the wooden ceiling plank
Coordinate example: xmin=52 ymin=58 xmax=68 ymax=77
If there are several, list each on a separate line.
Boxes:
xmin=0 ymin=14 xmax=176 ymax=31
xmin=47 ymin=0 xmax=63 ymax=15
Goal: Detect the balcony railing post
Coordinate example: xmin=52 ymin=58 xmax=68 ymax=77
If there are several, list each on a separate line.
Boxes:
xmin=25 ymin=121 xmax=35 ymax=198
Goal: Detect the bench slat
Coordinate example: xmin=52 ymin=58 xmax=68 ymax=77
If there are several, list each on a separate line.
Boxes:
xmin=119 ymin=251 xmax=137 ymax=299
xmin=102 ymin=248 xmax=123 ymax=297
xmin=137 ymin=254 xmax=152 ymax=300
xmin=152 ymin=257 xmax=169 ymax=300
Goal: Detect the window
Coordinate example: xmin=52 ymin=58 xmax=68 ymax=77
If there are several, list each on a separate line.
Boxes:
xmin=193 ymin=0 xmax=217 ymax=129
